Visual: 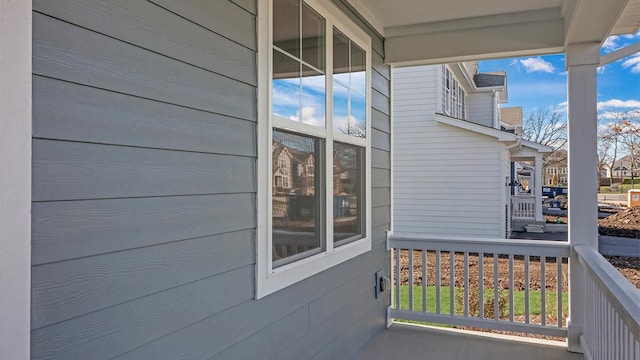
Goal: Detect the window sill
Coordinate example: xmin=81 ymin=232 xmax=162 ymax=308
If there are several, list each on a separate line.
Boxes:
xmin=255 ymin=236 xmax=371 ymax=299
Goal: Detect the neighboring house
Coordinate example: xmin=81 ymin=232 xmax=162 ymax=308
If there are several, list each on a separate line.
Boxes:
xmin=543 ymin=149 xmax=568 ymax=186
xmin=610 ymin=154 xmax=640 ymax=179
xmin=3 ymin=1 xmax=638 ymax=359
xmin=393 ymin=63 xmax=551 ymax=238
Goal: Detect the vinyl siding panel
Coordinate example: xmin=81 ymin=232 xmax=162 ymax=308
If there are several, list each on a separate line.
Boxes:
xmin=31 ymin=1 xmax=390 ymax=359
xmin=393 ymin=65 xmax=505 ymax=239
xmin=468 ymin=92 xmax=495 ymax=128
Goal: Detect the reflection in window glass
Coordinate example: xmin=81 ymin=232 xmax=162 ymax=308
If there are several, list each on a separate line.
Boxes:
xmin=272 ymin=50 xmax=301 ymax=121
xmin=349 ymin=91 xmax=366 ymax=137
xmin=272 ymin=0 xmax=326 ymax=129
xmin=302 ymin=3 xmax=325 ymax=71
xmin=333 ymin=30 xmax=350 ymax=85
xmin=333 ymin=81 xmax=349 ymax=135
xmin=332 ymin=27 xmax=366 ymax=138
xmin=301 ymin=65 xmax=326 ymax=127
xmin=272 ymin=130 xmax=323 ymax=265
xmin=333 ymin=142 xmax=363 ymax=243
xmin=273 ymin=0 xmax=300 ymax=58
xmin=351 ymin=43 xmax=366 ymax=95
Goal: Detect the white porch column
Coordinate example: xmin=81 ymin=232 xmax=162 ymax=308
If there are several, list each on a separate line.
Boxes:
xmin=565 ymin=42 xmax=600 ymax=353
xmin=534 ymin=154 xmax=543 ymax=222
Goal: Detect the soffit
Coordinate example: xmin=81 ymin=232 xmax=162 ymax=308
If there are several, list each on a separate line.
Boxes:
xmin=352 ymin=0 xmax=564 ymax=29
xmin=611 ymin=0 xmax=640 ymax=35
xmin=345 ymin=0 xmax=635 ymax=65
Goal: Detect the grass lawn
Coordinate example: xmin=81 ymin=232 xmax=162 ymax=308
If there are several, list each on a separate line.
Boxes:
xmin=396 ymin=285 xmax=568 ymax=318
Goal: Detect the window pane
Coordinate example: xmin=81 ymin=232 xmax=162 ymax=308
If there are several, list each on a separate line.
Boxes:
xmin=301 ymin=65 xmax=326 ymax=127
xmin=333 ymin=28 xmax=350 ymax=86
xmin=272 ymin=130 xmax=323 ymax=264
xmin=272 ymin=50 xmax=300 ymax=120
xmin=351 ymin=43 xmax=366 ymax=95
xmin=334 ymin=142 xmax=363 ymax=243
xmin=349 ymin=90 xmax=366 ymax=138
xmin=332 ymin=81 xmax=349 ymax=134
xmin=302 ymin=3 xmax=325 ymax=71
xmin=273 ymin=0 xmax=300 ymax=58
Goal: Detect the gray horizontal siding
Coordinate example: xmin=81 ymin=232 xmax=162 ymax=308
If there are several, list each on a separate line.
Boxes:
xmin=31 ymin=266 xmax=254 ymax=360
xmin=33 ymin=76 xmax=256 ymax=156
xmin=31 ymin=1 xmax=390 ymax=359
xmin=33 ymin=12 xmax=255 ymax=121
xmin=34 ymin=0 xmax=256 ymax=84
xmin=32 ymin=230 xmax=254 ymax=329
xmin=32 ymin=194 xmax=256 ymax=265
xmin=33 ymin=139 xmax=255 ymax=201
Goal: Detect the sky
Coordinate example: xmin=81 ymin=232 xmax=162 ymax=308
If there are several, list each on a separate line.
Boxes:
xmin=477 ymin=31 xmax=640 ymax=123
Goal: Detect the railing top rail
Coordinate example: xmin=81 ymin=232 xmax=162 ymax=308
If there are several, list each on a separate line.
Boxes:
xmin=388 ymin=233 xmax=569 ymax=257
xmin=511 ymin=195 xmax=536 ymax=200
xmin=575 ymin=245 xmax=640 ymax=337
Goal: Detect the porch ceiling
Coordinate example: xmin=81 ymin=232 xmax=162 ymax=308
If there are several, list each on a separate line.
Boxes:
xmin=347 ymin=0 xmax=636 ymax=65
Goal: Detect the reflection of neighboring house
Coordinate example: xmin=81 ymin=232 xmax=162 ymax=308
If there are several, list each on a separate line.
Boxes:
xmin=272 ymin=142 xmax=315 ymax=196
xmin=393 ymin=62 xmax=551 ymax=238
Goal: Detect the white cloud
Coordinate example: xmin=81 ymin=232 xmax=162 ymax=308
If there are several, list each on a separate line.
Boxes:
xmin=598 ymin=111 xmax=625 ymax=120
xmin=597 ymin=99 xmax=640 ymax=110
xmin=519 ymin=57 xmax=555 ymax=73
xmin=602 ymin=35 xmax=621 ymax=52
xmin=622 ymin=54 xmax=640 ymax=73
xmin=288 ymin=106 xmax=325 ymax=127
xmin=554 ymin=101 xmax=568 ymax=114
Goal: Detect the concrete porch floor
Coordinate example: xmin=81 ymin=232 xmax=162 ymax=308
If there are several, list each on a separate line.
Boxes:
xmin=356 ymin=323 xmax=584 ymax=360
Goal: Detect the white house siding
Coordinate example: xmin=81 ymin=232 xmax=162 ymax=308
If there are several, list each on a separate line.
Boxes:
xmin=393 ymin=66 xmax=506 ymax=239
xmin=467 ymin=92 xmax=494 ymax=128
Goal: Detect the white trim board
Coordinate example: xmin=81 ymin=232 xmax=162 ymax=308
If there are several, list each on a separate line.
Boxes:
xmin=434 ymin=114 xmax=517 ymax=142
xmin=0 ymin=1 xmax=32 ymax=359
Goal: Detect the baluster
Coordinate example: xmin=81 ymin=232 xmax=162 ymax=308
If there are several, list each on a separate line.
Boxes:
xmin=436 ymin=250 xmax=441 ymax=314
xmin=409 ymin=249 xmax=413 ymax=311
xmin=395 ymin=248 xmax=400 ymax=310
xmin=450 ymin=251 xmax=454 ymax=315
xmin=557 ymin=257 xmax=562 ymax=327
xmin=493 ymin=254 xmax=499 ymax=320
xmin=422 ymin=249 xmax=427 ymax=313
xmin=464 ymin=252 xmax=469 ymax=317
xmin=525 ymin=255 xmax=530 ymax=324
xmin=479 ymin=252 xmax=484 ymax=319
xmin=508 ymin=254 xmax=514 ymax=322
xmin=541 ymin=256 xmax=546 ymax=326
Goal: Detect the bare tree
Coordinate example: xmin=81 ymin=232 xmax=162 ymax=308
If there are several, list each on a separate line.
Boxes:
xmin=599 ymin=115 xmax=624 ymax=186
xmin=619 ymin=118 xmax=640 ymax=188
xmin=597 ymin=130 xmax=614 ymax=185
xmin=522 ymin=108 xmax=567 ymax=167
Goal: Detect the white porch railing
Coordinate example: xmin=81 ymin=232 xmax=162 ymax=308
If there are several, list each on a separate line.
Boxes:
xmin=575 ymin=245 xmax=640 ymax=360
xmin=388 ymin=233 xmax=570 ymax=337
xmin=511 ymin=195 xmax=536 ymax=220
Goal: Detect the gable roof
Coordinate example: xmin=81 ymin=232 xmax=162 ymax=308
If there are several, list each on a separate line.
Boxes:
xmin=473 ymin=72 xmax=505 ymax=88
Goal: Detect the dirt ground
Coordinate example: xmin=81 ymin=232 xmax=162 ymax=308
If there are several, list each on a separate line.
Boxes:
xmin=541 ymin=209 xmax=640 ymax=288
xmin=397 ymin=251 xmax=567 ymax=291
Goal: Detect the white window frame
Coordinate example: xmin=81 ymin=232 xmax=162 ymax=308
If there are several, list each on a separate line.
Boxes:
xmin=440 ymin=66 xmax=466 ymax=120
xmin=256 ymin=0 xmax=372 ymax=299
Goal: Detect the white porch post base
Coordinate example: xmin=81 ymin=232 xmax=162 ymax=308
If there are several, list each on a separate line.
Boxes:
xmin=566 ymin=319 xmax=584 ymax=353
xmin=566 ymin=42 xmax=600 ymax=354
